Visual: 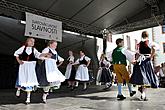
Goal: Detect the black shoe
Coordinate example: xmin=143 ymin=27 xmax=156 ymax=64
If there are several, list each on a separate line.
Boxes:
xmin=16 ymin=96 xmax=20 ymax=98
xmin=140 ymin=96 xmax=148 ymax=101
xmin=117 ymin=95 xmax=126 ymax=100
xmin=107 ymin=83 xmax=112 ymax=88
xmin=67 ymin=85 xmax=71 ymax=88
xmin=143 ymin=97 xmax=148 ymax=101
xmin=130 ymin=91 xmax=136 ymax=97
xmin=42 ymin=100 xmax=46 ymax=104
xmin=103 ymin=87 xmax=111 ymax=91
xmin=103 ymin=88 xmax=109 ymax=91
xmin=74 ymin=86 xmax=78 ymax=88
xmin=82 ymin=88 xmax=87 ymax=91
xmin=109 ymin=84 xmax=112 ymax=87
xmin=71 ymin=86 xmax=75 ymax=91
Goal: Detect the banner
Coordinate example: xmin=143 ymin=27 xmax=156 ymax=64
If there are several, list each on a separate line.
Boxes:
xmin=25 ymin=12 xmax=62 ymax=42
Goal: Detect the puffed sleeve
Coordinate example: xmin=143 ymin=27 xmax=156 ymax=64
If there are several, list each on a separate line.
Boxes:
xmin=42 ymin=47 xmax=49 ymax=53
xmin=105 ymin=60 xmax=110 ymax=66
xmin=74 ymin=59 xmax=80 ymax=65
xmin=99 ymin=61 xmax=102 ymax=67
xmin=69 ymin=56 xmax=74 ymax=62
xmin=106 ymin=51 xmax=113 ymax=62
xmin=121 ymin=48 xmax=136 ymax=62
xmin=85 ymin=56 xmax=91 ymax=61
xmin=58 ymin=55 xmax=64 ymax=62
xmin=14 ymin=46 xmax=25 ymax=57
xmin=33 ymin=48 xmax=41 ymax=59
xmin=149 ymin=42 xmax=160 ymax=51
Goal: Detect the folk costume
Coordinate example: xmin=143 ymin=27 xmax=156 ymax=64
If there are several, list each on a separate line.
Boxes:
xmin=36 ymin=47 xmax=65 ymax=103
xmin=75 ymin=55 xmax=91 ymax=82
xmin=74 ymin=55 xmax=91 ymax=90
xmin=96 ymin=59 xmax=112 ymax=89
xmin=111 ymin=46 xmax=136 ymax=100
xmin=65 ymin=55 xmax=76 ymax=81
xmin=14 ymin=45 xmax=41 ymax=103
xmin=130 ymin=39 xmax=159 ymax=101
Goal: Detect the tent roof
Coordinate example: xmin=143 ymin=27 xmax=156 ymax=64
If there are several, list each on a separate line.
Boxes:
xmin=0 ymin=0 xmax=164 ymax=36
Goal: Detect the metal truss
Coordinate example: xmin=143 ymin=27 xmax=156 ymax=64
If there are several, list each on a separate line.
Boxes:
xmin=0 ymin=0 xmax=102 ymax=37
xmin=109 ymin=15 xmax=164 ymax=34
xmin=109 ymin=0 xmax=162 ymax=34
xmin=145 ymin=0 xmax=160 ymax=15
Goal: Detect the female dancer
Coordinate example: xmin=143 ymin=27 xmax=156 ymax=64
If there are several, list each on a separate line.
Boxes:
xmin=73 ymin=50 xmax=91 ymax=90
xmin=14 ymin=37 xmax=48 ymax=104
xmin=36 ymin=40 xmax=66 ymax=103
xmin=130 ymin=31 xmax=159 ymax=101
xmin=96 ymin=54 xmax=112 ymax=90
xmin=65 ymin=50 xmax=76 ymax=90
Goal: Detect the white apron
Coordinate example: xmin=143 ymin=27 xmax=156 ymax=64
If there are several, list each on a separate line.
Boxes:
xmin=45 ymin=58 xmax=66 ymax=82
xmin=18 ymin=61 xmax=39 ymax=87
xmin=65 ymin=64 xmax=72 ymax=79
xmin=75 ymin=64 xmax=89 ymax=81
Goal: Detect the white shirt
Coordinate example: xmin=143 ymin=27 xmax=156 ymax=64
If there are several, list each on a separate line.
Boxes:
xmin=68 ymin=56 xmax=74 ymax=62
xmin=108 ymin=47 xmax=135 ymax=62
xmin=74 ymin=55 xmax=91 ymax=64
xmin=148 ymin=42 xmax=160 ymax=51
xmin=99 ymin=59 xmax=110 ymax=67
xmin=121 ymin=48 xmax=136 ymax=62
xmin=42 ymin=47 xmax=64 ymax=62
xmin=14 ymin=46 xmax=41 ymax=59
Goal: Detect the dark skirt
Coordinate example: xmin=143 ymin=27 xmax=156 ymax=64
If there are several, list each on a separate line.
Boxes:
xmin=99 ymin=68 xmax=112 ymax=84
xmin=36 ymin=61 xmax=49 ymax=86
xmin=67 ymin=66 xmax=76 ymax=81
xmin=130 ymin=58 xmax=158 ymax=88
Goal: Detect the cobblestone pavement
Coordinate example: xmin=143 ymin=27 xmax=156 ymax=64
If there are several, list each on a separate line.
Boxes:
xmin=0 ymin=85 xmax=164 ymax=110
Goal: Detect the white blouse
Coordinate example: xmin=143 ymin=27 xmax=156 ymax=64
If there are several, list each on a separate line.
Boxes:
xmin=14 ymin=46 xmax=41 ymax=59
xmin=99 ymin=59 xmax=110 ymax=67
xmin=148 ymin=42 xmax=160 ymax=51
xmin=121 ymin=48 xmax=136 ymax=62
xmin=68 ymin=56 xmax=74 ymax=62
xmin=108 ymin=48 xmax=135 ymax=62
xmin=42 ymin=47 xmax=64 ymax=62
xmin=74 ymin=55 xmax=91 ymax=64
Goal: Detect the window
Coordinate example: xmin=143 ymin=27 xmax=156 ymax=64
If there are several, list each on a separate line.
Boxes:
xmin=162 ymin=25 xmax=165 ymax=34
xmin=126 ymin=35 xmax=131 ymax=50
xmin=135 ymin=39 xmax=138 ymax=50
xmin=163 ymin=43 xmax=165 ymax=53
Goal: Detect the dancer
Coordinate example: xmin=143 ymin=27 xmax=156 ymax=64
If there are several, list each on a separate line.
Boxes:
xmin=65 ymin=50 xmax=76 ymax=90
xmin=36 ymin=40 xmax=66 ymax=103
xmin=73 ymin=50 xmax=91 ymax=90
xmin=111 ymin=38 xmax=136 ymax=100
xmin=14 ymin=37 xmax=49 ymax=104
xmin=96 ymin=54 xmax=112 ymax=90
xmin=130 ymin=31 xmax=159 ymax=101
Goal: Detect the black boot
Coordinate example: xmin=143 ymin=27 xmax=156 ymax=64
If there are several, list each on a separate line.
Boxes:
xmin=117 ymin=94 xmax=126 ymax=100
xmin=130 ymin=91 xmax=136 ymax=97
xmin=140 ymin=96 xmax=148 ymax=101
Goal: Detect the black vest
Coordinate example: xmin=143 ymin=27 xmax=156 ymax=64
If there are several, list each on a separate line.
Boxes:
xmin=100 ymin=61 xmax=106 ymax=67
xmin=79 ymin=56 xmax=88 ymax=65
xmin=48 ymin=49 xmax=59 ymax=64
xmin=19 ymin=46 xmax=36 ymax=61
xmin=67 ymin=57 xmax=71 ymax=64
xmin=139 ymin=41 xmax=151 ymax=54
xmin=48 ymin=49 xmax=58 ymax=60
